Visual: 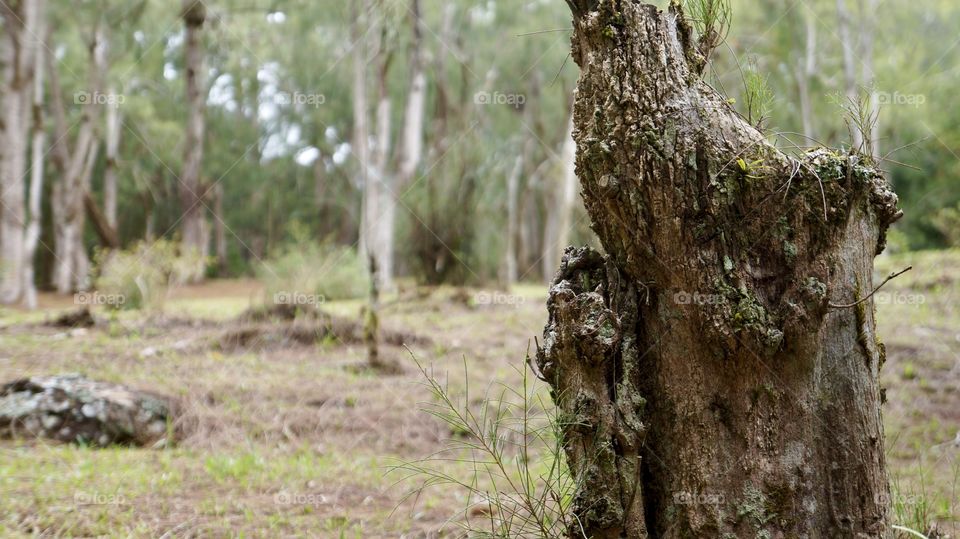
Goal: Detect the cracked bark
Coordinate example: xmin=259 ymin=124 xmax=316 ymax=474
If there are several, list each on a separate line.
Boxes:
xmin=538 ymin=2 xmax=900 ymax=537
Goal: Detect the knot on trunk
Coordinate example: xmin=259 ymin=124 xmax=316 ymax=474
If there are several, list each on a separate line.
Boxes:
xmin=539 ymin=246 xmax=650 ymax=538
xmin=181 ymin=0 xmax=207 ymax=27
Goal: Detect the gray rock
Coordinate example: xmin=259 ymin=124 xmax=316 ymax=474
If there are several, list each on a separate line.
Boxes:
xmin=0 ymin=374 xmax=176 ymax=447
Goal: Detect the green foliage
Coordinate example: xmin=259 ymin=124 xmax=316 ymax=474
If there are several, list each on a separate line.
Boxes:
xmin=830 ymin=91 xmax=880 ymax=157
xmin=931 ymin=204 xmax=960 ymax=247
xmin=684 ymin=0 xmax=732 ymax=60
xmin=394 ymin=356 xmax=578 ymax=538
xmin=94 ymin=240 xmax=206 ymax=311
xmin=743 ymin=59 xmax=774 ymax=129
xmin=257 ymin=225 xmax=366 ymax=303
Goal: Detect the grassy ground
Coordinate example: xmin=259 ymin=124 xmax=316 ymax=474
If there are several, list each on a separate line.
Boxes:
xmin=0 ymin=281 xmax=550 ymax=538
xmin=876 ymin=250 xmax=960 ymax=535
xmin=0 ymin=252 xmax=957 ymax=538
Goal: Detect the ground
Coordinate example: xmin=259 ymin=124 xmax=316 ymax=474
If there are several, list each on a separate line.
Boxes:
xmin=0 ymin=251 xmax=957 ymax=538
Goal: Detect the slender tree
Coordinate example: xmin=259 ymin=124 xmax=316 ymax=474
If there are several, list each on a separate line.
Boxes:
xmin=21 ymin=13 xmax=47 ymax=309
xmin=180 ymin=0 xmax=209 ymax=281
xmin=355 ymin=0 xmax=426 ymax=290
xmin=537 ymin=2 xmax=902 ymax=536
xmin=103 ymin=84 xmax=121 ymax=230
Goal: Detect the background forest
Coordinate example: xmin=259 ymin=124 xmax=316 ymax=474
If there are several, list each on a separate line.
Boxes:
xmin=0 ymin=0 xmax=958 ymax=298
xmin=0 ymin=0 xmax=958 ymax=537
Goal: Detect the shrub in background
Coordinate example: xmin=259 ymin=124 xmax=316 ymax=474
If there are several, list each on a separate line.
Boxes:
xmin=94 ymin=240 xmax=206 ymax=311
xmin=257 ymin=229 xmax=366 ymax=304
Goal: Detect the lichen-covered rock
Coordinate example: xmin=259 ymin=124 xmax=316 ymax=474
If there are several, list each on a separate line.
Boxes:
xmin=0 ymin=374 xmax=175 ymax=447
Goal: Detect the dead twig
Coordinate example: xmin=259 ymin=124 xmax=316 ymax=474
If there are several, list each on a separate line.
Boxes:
xmin=829 ymin=266 xmax=913 ymax=309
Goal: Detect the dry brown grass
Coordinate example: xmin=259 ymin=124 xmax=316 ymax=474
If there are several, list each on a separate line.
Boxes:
xmin=0 ymin=265 xmax=957 ymax=537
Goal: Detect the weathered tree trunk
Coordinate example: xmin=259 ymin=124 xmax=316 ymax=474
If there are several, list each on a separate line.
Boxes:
xmin=180 ymin=0 xmax=208 ymax=281
xmin=537 ymin=3 xmax=901 ymax=537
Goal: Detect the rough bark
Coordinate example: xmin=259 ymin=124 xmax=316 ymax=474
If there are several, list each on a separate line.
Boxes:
xmin=180 ymin=0 xmax=209 ymax=281
xmin=538 ymin=2 xmax=901 ymax=537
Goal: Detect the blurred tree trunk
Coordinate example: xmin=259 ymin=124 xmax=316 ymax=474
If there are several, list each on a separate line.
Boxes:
xmin=103 ymin=85 xmax=121 ymax=231
xmin=796 ymin=8 xmax=817 ymax=142
xmin=353 ymin=0 xmax=373 ymax=270
xmin=541 ymin=113 xmax=577 ymax=280
xmin=0 ymin=0 xmax=44 ymax=304
xmin=369 ymin=49 xmax=393 ymax=287
xmin=860 ymin=0 xmax=880 ymax=160
xmin=180 ymin=0 xmax=208 ymax=281
xmin=838 ymin=0 xmax=880 ymax=157
xmin=503 ymin=152 xmax=524 ymax=285
xmin=386 ymin=0 xmax=426 ymax=285
xmin=357 ymin=0 xmax=426 ymax=290
xmin=837 ymin=0 xmax=864 ymax=150
xmin=212 ymin=183 xmax=227 ymax=274
xmin=48 ymin=31 xmax=104 ymax=294
xmin=21 ymin=17 xmax=47 ymax=309
xmin=538 ymin=2 xmax=901 ymax=536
